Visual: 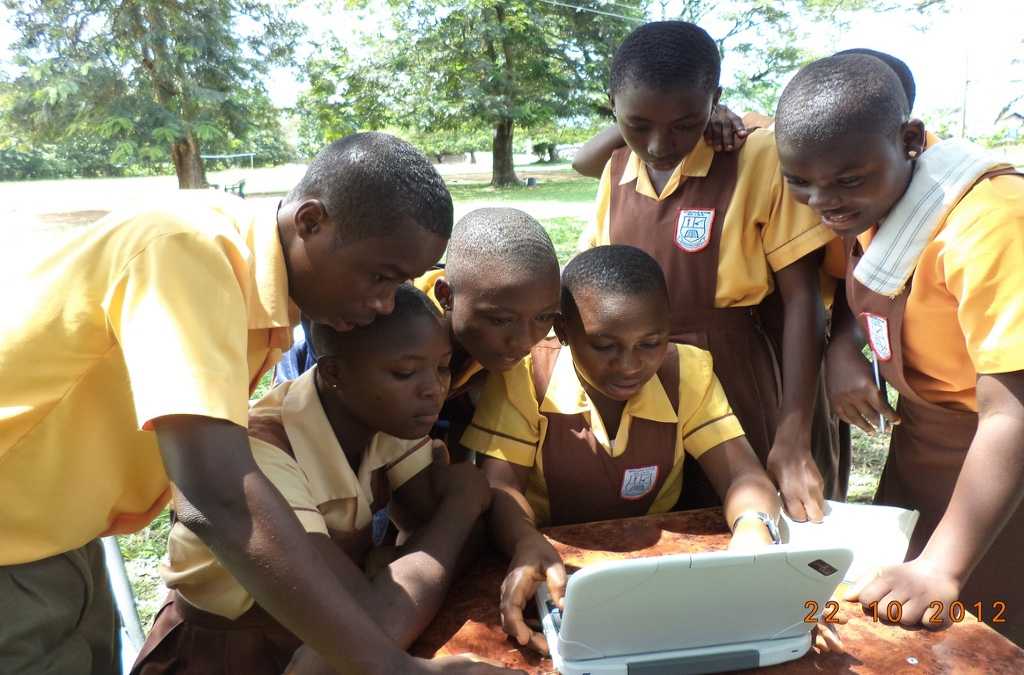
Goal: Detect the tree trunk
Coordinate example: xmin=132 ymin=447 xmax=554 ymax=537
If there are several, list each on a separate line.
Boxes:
xmin=491 ymin=118 xmax=520 ymax=187
xmin=171 ymin=131 xmax=208 ymax=189
xmin=547 ymin=145 xmax=560 ymax=163
xmin=469 ymin=149 xmax=477 ymax=164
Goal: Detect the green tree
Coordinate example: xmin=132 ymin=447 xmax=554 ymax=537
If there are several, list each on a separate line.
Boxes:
xmin=385 ymin=0 xmax=644 ymax=186
xmin=295 ymin=38 xmax=395 ymax=158
xmin=4 ymin=0 xmax=300 ymax=188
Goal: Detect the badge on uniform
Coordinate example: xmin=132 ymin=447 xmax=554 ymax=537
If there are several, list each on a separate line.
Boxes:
xmin=621 ymin=465 xmax=659 ymax=500
xmin=675 ymin=208 xmax=715 ymax=253
xmin=860 ymin=312 xmax=892 ymax=361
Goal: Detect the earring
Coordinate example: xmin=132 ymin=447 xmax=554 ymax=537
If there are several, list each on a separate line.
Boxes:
xmin=907 ymin=149 xmax=919 ymax=159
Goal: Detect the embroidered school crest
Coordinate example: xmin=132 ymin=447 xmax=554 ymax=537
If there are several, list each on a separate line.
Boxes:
xmin=861 ymin=313 xmax=892 ymax=361
xmin=675 ymin=208 xmax=715 ymax=253
xmin=621 ymin=465 xmax=659 ymax=500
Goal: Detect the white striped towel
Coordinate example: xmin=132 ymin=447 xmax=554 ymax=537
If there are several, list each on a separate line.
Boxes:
xmin=854 ymin=138 xmax=1012 ymax=297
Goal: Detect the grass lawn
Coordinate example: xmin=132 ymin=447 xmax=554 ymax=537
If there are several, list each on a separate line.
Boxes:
xmin=103 ymin=168 xmax=889 ymax=628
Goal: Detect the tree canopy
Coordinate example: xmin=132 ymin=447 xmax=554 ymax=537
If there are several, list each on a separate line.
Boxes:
xmin=3 ymin=0 xmax=300 ymax=187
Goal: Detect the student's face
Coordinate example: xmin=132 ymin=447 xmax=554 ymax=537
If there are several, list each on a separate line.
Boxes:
xmin=612 ymin=83 xmax=721 ymax=172
xmin=778 ymin=122 xmax=924 ymax=238
xmin=440 ymin=270 xmax=561 ymax=373
xmin=288 ymin=211 xmax=448 ymax=332
xmin=326 ymin=314 xmax=452 ymax=439
xmin=560 ymin=290 xmax=671 ymax=402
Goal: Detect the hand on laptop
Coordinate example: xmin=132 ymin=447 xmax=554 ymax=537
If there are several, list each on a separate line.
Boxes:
xmin=500 ymin=534 xmax=567 ymax=654
xmin=844 ymin=558 xmax=960 ymax=630
xmin=767 ymin=442 xmax=826 ymax=523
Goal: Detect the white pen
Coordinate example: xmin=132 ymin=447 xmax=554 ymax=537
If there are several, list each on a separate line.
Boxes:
xmin=871 ymin=354 xmax=886 ymax=434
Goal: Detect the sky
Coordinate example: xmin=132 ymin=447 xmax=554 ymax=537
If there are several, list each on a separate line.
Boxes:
xmin=2 ymin=0 xmax=1021 ymax=137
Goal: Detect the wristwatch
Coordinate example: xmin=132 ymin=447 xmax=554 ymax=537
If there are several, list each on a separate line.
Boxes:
xmin=731 ymin=510 xmax=782 ymax=545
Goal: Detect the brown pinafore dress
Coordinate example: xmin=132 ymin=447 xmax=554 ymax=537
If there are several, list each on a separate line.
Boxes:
xmin=531 ymin=339 xmax=681 ymax=526
xmin=844 ymin=180 xmax=1023 ymax=643
xmin=131 ymin=431 xmax=396 ymax=674
xmin=608 ymin=147 xmax=843 ymax=507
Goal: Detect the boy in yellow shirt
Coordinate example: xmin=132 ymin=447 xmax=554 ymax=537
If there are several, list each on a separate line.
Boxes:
xmin=132 ymin=285 xmax=501 ymax=674
xmin=466 ymin=245 xmax=782 ymax=653
xmin=0 ymin=133 xmax=507 ymax=675
xmin=415 ymin=208 xmax=561 ymax=456
xmin=775 ymin=53 xmax=1024 ymax=643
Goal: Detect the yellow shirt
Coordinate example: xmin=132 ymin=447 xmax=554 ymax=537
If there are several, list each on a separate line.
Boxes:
xmin=463 ymin=344 xmax=743 ymax=525
xmin=162 ymin=367 xmax=434 ymax=619
xmin=857 ymin=171 xmax=1024 ymax=411
xmin=582 ymin=130 xmax=834 ymax=307
xmin=0 ymin=191 xmax=296 ymax=564
xmin=414 ymin=267 xmax=484 ymax=393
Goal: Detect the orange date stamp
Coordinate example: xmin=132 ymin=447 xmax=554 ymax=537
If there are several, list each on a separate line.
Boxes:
xmin=804 ymin=600 xmax=1008 ymax=624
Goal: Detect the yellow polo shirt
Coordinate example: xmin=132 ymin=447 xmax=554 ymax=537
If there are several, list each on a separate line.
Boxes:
xmin=0 ymin=191 xmax=296 ymax=565
xmin=162 ymin=366 xmax=434 ymax=619
xmin=582 ymin=129 xmax=834 ymax=307
xmin=414 ymin=267 xmax=484 ymax=393
xmin=463 ymin=344 xmax=744 ymax=525
xmin=856 ymin=170 xmax=1024 ymax=411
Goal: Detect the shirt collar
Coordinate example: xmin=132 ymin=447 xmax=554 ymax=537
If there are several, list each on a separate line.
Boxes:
xmin=618 ymin=143 xmax=715 ymax=200
xmin=279 ymin=367 xmax=395 ymax=506
xmin=242 ymin=205 xmax=298 ymax=331
xmin=538 ymin=347 xmax=678 ymax=425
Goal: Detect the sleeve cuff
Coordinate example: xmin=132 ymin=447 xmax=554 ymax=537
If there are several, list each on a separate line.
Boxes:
xmin=766 ymin=225 xmax=835 ymax=272
xmin=387 ymin=441 xmax=434 ymax=489
xmin=295 ymin=508 xmax=329 ymax=536
xmin=684 ymin=414 xmax=745 ymax=458
xmin=138 ymin=368 xmax=250 ymax=431
xmin=972 ymin=340 xmax=1024 ymax=376
xmin=461 ymin=424 xmax=538 ymax=467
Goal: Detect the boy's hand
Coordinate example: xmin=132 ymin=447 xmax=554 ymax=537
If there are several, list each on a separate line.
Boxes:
xmin=812 ymin=614 xmax=847 ymax=654
xmin=438 ymin=462 xmax=493 ymax=517
xmin=825 ymin=342 xmax=900 ymax=434
xmin=704 ymin=103 xmax=749 ymax=152
xmin=728 ymin=519 xmax=775 ymax=551
xmin=767 ymin=443 xmax=825 ymax=523
xmin=285 ymin=648 xmax=526 ymax=675
xmin=500 ymin=535 xmax=566 ymax=654
xmin=844 ymin=559 xmax=961 ymax=629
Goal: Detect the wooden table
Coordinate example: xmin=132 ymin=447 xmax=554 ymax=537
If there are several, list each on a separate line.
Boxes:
xmin=412 ymin=509 xmax=1024 ymax=674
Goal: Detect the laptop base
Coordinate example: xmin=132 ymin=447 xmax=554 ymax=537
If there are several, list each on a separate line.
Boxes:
xmin=548 ymin=631 xmax=810 ymax=675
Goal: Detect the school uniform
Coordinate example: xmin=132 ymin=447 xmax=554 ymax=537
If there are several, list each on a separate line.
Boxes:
xmin=132 ymin=366 xmax=434 ymax=674
xmin=463 ymin=338 xmax=743 ymax=526
xmin=0 ymin=191 xmax=295 ymax=672
xmin=581 ymin=130 xmax=842 ymax=506
xmin=843 ymin=139 xmax=1023 ymax=643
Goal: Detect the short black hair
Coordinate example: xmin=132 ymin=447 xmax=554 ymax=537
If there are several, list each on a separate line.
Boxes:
xmin=775 ymin=54 xmax=909 ymax=152
xmin=445 ymin=207 xmax=559 ymax=289
xmin=610 ymin=21 xmax=721 ymax=97
xmin=834 ymin=48 xmax=916 ymax=110
xmin=288 ymin=132 xmax=453 ymax=242
xmin=562 ymin=245 xmax=668 ymax=313
xmin=310 ymin=283 xmax=443 ymax=359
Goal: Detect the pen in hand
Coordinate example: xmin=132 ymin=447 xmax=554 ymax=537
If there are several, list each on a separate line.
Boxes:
xmin=871 ymin=354 xmax=886 ymax=434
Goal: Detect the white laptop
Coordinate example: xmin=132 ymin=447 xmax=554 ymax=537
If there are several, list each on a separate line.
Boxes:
xmin=536 ymin=545 xmax=853 ymax=675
